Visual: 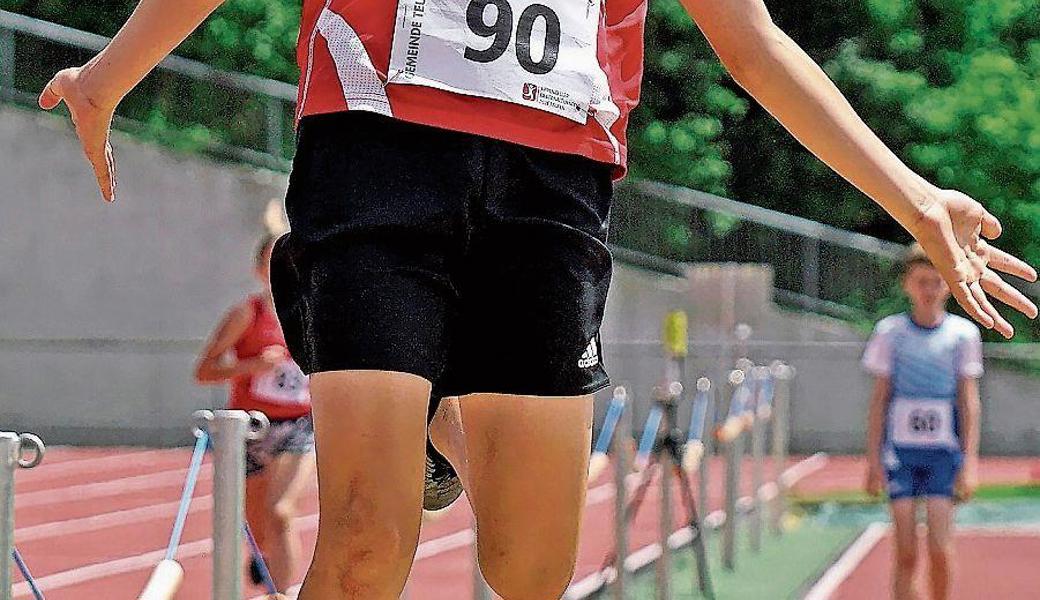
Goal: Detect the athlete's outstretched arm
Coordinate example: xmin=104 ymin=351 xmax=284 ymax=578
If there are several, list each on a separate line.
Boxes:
xmin=682 ymin=0 xmax=1038 ymax=337
xmin=37 ymin=0 xmax=227 ymax=202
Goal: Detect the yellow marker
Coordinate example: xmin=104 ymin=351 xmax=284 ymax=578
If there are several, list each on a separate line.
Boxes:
xmin=662 ymin=310 xmax=689 ymax=358
xmin=682 ymin=439 xmax=704 ymax=473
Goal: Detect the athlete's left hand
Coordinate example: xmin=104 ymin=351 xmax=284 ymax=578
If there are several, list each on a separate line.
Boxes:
xmin=38 ymin=66 xmax=118 ymax=202
xmin=909 ymin=188 xmax=1038 ymax=338
xmin=955 ymin=463 xmax=978 ymax=503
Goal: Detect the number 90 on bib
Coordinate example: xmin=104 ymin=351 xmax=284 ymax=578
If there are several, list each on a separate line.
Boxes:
xmin=389 ymin=0 xmax=604 ymax=124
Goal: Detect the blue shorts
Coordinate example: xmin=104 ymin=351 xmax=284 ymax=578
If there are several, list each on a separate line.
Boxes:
xmin=884 ymin=448 xmax=962 ymax=500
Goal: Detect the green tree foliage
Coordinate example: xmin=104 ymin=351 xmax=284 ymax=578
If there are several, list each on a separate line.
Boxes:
xmin=629 ymin=0 xmax=1040 ymax=337
xmin=2 ymin=0 xmax=300 ymax=80
xmin=2 ymin=0 xmax=301 ymax=156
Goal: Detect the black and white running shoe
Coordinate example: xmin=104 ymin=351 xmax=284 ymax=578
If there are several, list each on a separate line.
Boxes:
xmin=424 ymin=439 xmax=463 ymax=511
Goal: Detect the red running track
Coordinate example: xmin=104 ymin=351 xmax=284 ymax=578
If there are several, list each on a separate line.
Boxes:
xmin=11 ymin=452 xmax=1034 ymax=599
xmin=10 ymin=446 xmax=827 ymax=599
xmin=822 ymin=528 xmax=1040 ymax=599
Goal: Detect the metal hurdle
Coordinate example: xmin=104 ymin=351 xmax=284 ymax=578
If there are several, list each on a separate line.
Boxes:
xmin=611 ymin=386 xmax=631 ymax=600
xmin=2 ymin=432 xmax=45 ymax=600
xmin=192 ymin=410 xmax=268 ymax=600
xmin=747 ymin=365 xmax=773 ymax=554
xmin=719 ymin=369 xmax=747 ymax=571
xmin=565 ymin=350 xmax=799 ymax=599
xmin=770 ymin=362 xmax=796 ymax=536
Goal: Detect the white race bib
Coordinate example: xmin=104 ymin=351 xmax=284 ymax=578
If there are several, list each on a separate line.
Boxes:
xmin=251 ymin=360 xmax=310 ymax=406
xmin=889 ymin=397 xmax=957 ymax=449
xmin=388 ymin=0 xmax=607 ymax=124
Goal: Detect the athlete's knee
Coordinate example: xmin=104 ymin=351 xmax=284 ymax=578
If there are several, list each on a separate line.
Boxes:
xmin=926 ymin=536 xmax=953 ymax=565
xmin=267 ymin=499 xmax=296 ymax=532
xmin=479 ymin=543 xmax=577 ymax=600
xmin=312 ymin=520 xmax=410 ymax=594
xmin=894 ymin=542 xmax=918 ymax=572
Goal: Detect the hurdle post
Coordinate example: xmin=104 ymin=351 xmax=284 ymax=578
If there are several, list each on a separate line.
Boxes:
xmin=696 ymin=377 xmax=715 ymax=550
xmin=611 ymin=386 xmax=630 ymax=600
xmin=770 ymin=362 xmax=794 ymax=536
xmin=654 ymin=387 xmax=672 ymax=600
xmin=1 ymin=432 xmax=44 ymax=600
xmin=1 ymin=433 xmax=17 ymax=600
xmin=205 ymin=410 xmax=268 ymax=600
xmin=748 ymin=366 xmax=770 ymax=554
xmin=720 ymin=369 xmax=746 ymax=571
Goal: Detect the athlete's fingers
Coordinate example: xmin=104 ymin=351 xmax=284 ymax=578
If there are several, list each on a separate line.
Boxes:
xmin=951 ymin=281 xmax=993 ymax=330
xmin=981 ymin=271 xmax=1039 ymax=319
xmin=105 ymin=140 xmax=117 ymax=201
xmin=985 ymin=244 xmax=1038 ymax=282
xmin=79 ymin=132 xmax=115 ymax=202
xmin=980 ymin=209 xmax=1002 ymax=240
xmin=38 ymin=73 xmax=67 ymax=110
xmin=971 ymin=281 xmax=1012 ymax=338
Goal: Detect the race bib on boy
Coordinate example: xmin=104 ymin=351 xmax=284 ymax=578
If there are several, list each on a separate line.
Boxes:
xmin=889 ymin=397 xmax=957 ymax=449
xmin=251 ymin=360 xmax=310 ymax=406
xmin=388 ymin=0 xmax=603 ymax=124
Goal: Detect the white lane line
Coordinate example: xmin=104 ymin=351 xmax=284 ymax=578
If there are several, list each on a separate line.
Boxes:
xmin=12 ymin=539 xmax=212 ymax=598
xmin=15 ymin=496 xmax=213 ymax=542
xmin=802 ymin=522 xmax=888 ymax=600
xmin=16 ymin=466 xmax=214 ymax=509
xmin=414 ymin=529 xmax=474 ymax=560
xmin=13 ymin=510 xmax=471 ymax=599
xmin=242 ymin=531 xmax=477 ymax=600
xmin=780 ymin=452 xmax=830 ymax=488
xmin=18 ymin=449 xmax=181 ymax=484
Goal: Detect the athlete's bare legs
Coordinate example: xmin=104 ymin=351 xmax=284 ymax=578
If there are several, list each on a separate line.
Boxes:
xmin=925 ymin=498 xmax=956 ymax=600
xmin=432 ymin=394 xmax=593 ymax=600
xmin=890 ymin=499 xmax=921 ymax=600
xmin=297 ymin=371 xmax=429 ymax=600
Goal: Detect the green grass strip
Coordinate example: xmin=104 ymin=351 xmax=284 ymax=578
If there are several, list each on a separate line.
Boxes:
xmin=626 ymin=518 xmax=860 ymax=599
xmin=792 ymin=483 xmax=1040 ymax=509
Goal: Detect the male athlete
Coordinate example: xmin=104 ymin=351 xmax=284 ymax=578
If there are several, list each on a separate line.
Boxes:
xmin=865 ymin=244 xmax=982 ymax=600
xmin=39 ymin=1 xmax=1037 ymax=598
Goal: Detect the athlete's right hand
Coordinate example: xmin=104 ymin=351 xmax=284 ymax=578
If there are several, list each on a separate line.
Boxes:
xmin=38 ymin=67 xmax=118 ymax=202
xmin=260 ymin=346 xmax=289 ymax=367
xmin=240 ymin=348 xmax=287 ymax=376
xmin=908 ymin=187 xmax=1038 ymax=338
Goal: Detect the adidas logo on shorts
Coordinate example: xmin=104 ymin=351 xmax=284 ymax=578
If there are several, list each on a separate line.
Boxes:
xmin=578 ymin=338 xmax=599 ymax=369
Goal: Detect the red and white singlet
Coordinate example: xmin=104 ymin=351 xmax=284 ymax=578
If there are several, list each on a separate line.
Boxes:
xmin=296 ymin=0 xmax=647 ymax=174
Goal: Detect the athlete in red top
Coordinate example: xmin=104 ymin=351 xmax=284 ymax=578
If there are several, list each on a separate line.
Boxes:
xmin=41 ymin=1 xmax=1038 ymax=599
xmin=225 ymin=292 xmax=310 ymax=421
xmin=194 ymin=235 xmax=313 ymax=595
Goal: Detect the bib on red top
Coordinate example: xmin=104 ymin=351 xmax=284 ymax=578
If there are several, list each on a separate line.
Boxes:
xmin=230 ymin=295 xmax=312 ymax=420
xmin=296 ymin=0 xmax=647 ymax=175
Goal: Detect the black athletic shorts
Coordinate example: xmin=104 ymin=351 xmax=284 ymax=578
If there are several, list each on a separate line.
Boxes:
xmin=270 ymin=111 xmax=612 ymax=400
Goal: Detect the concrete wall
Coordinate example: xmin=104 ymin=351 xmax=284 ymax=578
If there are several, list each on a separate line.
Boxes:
xmin=1 ymin=105 xmax=285 ymax=445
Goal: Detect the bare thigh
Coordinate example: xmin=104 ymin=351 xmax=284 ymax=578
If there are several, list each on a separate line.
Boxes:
xmin=460 ymin=393 xmax=593 ymax=600
xmin=264 ymin=452 xmax=316 ymax=512
xmin=298 ymin=370 xmax=430 ymax=600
